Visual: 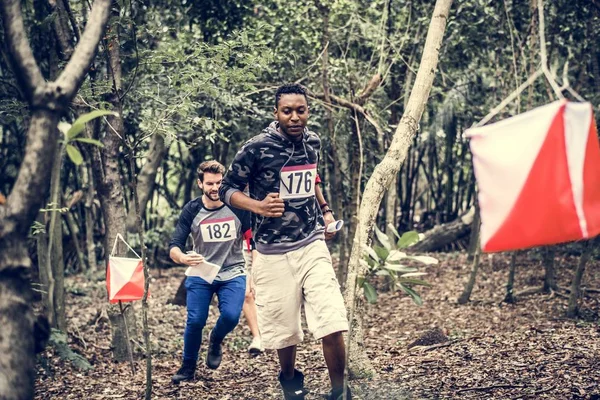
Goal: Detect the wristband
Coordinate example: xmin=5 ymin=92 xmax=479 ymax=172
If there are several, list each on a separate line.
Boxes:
xmin=320 ymin=202 xmax=329 ymax=210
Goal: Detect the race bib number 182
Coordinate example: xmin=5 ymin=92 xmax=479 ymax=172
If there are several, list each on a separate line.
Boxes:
xmin=279 ymin=164 xmax=317 ymax=200
xmin=200 ymin=217 xmax=235 ymax=242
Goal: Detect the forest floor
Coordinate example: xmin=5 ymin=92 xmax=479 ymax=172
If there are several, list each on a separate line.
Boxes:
xmin=35 ymin=250 xmax=600 ymax=400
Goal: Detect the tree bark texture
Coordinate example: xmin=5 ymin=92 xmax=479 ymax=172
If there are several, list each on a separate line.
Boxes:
xmin=503 ymin=252 xmax=517 ymax=304
xmin=457 ymin=245 xmax=481 ymax=305
xmin=410 ymin=207 xmax=474 ymax=252
xmin=567 ymin=239 xmax=595 ymax=318
xmin=0 ymin=0 xmax=111 ymax=397
xmin=542 ymin=246 xmax=557 ymax=292
xmin=93 ymin=7 xmax=139 ymax=362
xmin=342 ymin=0 xmax=454 ymax=378
xmin=126 ymin=133 xmax=168 ymax=232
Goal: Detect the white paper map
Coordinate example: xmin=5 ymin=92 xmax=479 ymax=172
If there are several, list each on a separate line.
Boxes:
xmin=185 ymin=261 xmax=221 ymax=284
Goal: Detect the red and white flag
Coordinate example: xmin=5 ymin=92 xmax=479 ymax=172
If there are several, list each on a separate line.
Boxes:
xmin=466 ymin=100 xmax=600 ymax=252
xmin=106 ymin=256 xmax=145 ymax=303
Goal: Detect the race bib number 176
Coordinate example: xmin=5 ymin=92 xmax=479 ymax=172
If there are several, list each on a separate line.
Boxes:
xmin=200 ymin=217 xmax=235 ymax=242
xmin=279 ymin=164 xmax=317 ymax=200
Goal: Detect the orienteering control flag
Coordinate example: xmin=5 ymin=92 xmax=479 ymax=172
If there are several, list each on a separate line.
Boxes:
xmin=465 ymin=100 xmax=600 ymax=252
xmin=107 ymin=256 xmax=145 ymax=303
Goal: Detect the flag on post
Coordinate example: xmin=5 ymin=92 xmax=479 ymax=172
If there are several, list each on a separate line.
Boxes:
xmin=107 ymin=256 xmax=145 ymax=303
xmin=465 ymin=100 xmax=600 ymax=253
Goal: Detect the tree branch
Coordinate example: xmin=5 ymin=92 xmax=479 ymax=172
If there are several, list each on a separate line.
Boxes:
xmin=0 ymin=0 xmax=45 ymax=102
xmin=54 ymin=0 xmax=111 ymax=98
xmin=309 ymin=91 xmax=385 ymax=141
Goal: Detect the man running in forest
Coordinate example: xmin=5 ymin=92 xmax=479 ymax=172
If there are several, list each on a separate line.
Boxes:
xmin=219 ymin=83 xmax=351 ymax=400
xmin=169 ymin=160 xmax=252 ymax=383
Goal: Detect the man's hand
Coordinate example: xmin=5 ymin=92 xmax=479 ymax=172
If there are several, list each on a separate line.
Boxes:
xmin=256 ymin=193 xmax=285 ymax=217
xmin=323 ymin=211 xmax=337 ymax=240
xmin=181 ymin=252 xmax=205 ymax=266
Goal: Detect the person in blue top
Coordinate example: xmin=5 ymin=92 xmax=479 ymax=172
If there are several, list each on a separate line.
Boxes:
xmin=169 ymin=160 xmax=252 ymax=383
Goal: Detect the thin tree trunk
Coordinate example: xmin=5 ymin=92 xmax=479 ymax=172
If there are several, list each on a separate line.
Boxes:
xmin=126 ymin=132 xmax=168 ymax=232
xmin=87 ymin=4 xmax=138 ymax=362
xmin=343 ymin=0 xmax=453 ymax=378
xmin=457 ymin=244 xmax=481 ymax=304
xmin=566 ymin=240 xmax=594 ymax=318
xmin=128 ymin=146 xmax=153 ymax=400
xmin=503 ymin=252 xmax=517 ymax=304
xmin=64 ymin=206 xmax=86 ymax=272
xmin=45 ymin=139 xmax=67 ymax=332
xmin=542 ymin=246 xmax=557 ymax=292
xmin=385 ymin=174 xmax=398 ymax=234
xmin=83 ymin=159 xmax=98 ymax=272
xmin=466 ymin=203 xmax=480 ymax=262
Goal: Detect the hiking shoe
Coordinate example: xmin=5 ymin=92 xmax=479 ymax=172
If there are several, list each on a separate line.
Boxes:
xmin=278 ymin=369 xmax=309 ymax=399
xmin=248 ymin=337 xmax=264 ymax=355
xmin=171 ymin=362 xmax=195 ymax=384
xmin=326 ymin=386 xmax=352 ymax=400
xmin=205 ymin=329 xmax=222 ymax=369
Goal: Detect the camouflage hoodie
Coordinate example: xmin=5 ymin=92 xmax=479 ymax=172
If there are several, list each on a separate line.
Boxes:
xmin=220 ymin=121 xmax=325 ymax=254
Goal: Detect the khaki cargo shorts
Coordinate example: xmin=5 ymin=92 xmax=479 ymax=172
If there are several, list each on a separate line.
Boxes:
xmin=252 ymin=239 xmax=349 ymax=350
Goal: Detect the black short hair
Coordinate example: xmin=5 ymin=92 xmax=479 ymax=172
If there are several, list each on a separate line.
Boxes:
xmin=275 ymin=83 xmax=308 ymax=109
xmin=197 ymin=160 xmax=225 ymax=182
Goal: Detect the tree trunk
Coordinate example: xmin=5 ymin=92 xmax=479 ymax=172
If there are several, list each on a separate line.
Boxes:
xmin=64 ymin=207 xmax=86 ymax=273
xmin=566 ymin=239 xmax=594 ymax=318
xmin=503 ymin=252 xmax=517 ymax=304
xmin=343 ymin=0 xmax=453 ymax=378
xmin=385 ymin=174 xmax=398 ymax=235
xmin=410 ymin=207 xmax=474 ymax=252
xmin=542 ymin=246 xmax=557 ymax=292
xmin=83 ymin=159 xmax=98 ymax=272
xmin=43 ymin=140 xmax=67 ymax=331
xmin=92 ymin=13 xmax=140 ymax=360
xmin=127 ymin=146 xmax=153 ymax=399
xmin=457 ymin=244 xmax=481 ymax=304
xmin=126 ymin=132 xmax=168 ymax=232
xmin=466 ymin=203 xmax=480 ymax=262
xmin=0 ymin=0 xmax=111 ymax=395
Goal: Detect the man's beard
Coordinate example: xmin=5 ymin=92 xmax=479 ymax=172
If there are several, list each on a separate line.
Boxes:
xmin=207 ymin=192 xmax=219 ymax=201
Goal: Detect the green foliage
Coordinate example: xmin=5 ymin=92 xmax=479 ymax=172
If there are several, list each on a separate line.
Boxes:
xmin=57 ymin=110 xmax=115 ymax=165
xmin=360 ymin=225 xmax=436 ymax=305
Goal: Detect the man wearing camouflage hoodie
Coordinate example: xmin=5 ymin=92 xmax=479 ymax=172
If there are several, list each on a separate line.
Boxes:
xmin=219 ymin=83 xmax=351 ymax=400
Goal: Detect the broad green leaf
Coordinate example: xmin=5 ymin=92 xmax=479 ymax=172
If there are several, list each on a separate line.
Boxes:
xmin=66 ymin=144 xmax=83 ymax=165
xmin=387 ymin=223 xmax=401 ymax=240
xmin=398 ymin=231 xmax=420 ymax=248
xmin=398 ymin=278 xmax=432 ymax=287
xmin=408 ymin=255 xmax=439 ymax=265
xmin=359 ymin=258 xmax=372 ymax=269
xmin=387 ymin=250 xmax=407 ymax=263
xmin=375 ymin=269 xmax=391 ymax=276
xmin=399 ymin=284 xmax=423 ymax=305
xmin=68 ymin=110 xmax=117 ymax=140
xmin=362 ymin=244 xmax=381 ymax=263
xmin=357 ymin=276 xmax=365 ymax=288
xmin=384 ymin=264 xmax=416 ymax=273
xmin=58 ymin=122 xmax=71 ymax=136
xmin=374 ymin=226 xmax=391 ymax=250
xmin=363 ymin=282 xmax=378 ymax=304
xmin=74 ymin=137 xmax=104 ymax=147
xmin=373 ymin=245 xmax=389 ymax=262
xmin=400 ymin=272 xmax=428 ymax=277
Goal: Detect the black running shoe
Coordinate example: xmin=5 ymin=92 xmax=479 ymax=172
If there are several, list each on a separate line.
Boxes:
xmin=205 ymin=329 xmax=222 ymax=370
xmin=171 ymin=362 xmax=195 ymax=384
xmin=278 ymin=369 xmax=309 ymax=399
